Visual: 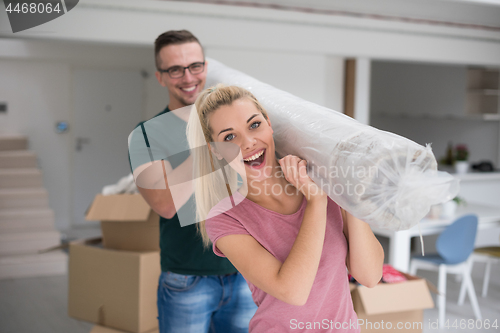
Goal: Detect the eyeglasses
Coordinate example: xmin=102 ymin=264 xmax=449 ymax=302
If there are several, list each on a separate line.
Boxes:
xmin=158 ymin=61 xmax=206 ymax=79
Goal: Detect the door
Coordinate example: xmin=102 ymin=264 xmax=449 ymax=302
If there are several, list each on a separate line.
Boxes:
xmin=72 ymin=69 xmax=143 ymax=225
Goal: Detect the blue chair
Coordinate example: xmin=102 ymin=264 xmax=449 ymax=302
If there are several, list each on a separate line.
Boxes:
xmin=410 ymin=214 xmax=481 ymax=328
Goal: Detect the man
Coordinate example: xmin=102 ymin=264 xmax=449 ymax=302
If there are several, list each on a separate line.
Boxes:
xmin=129 ymin=30 xmax=256 ymax=332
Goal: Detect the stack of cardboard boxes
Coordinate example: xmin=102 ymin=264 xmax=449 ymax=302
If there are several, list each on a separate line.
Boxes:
xmin=69 ymin=194 xmax=436 ymax=333
xmin=68 ymin=193 xmax=161 ymax=333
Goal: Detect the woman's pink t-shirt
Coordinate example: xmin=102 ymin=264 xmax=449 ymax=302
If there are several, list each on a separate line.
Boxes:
xmin=205 ymin=191 xmax=360 ymax=332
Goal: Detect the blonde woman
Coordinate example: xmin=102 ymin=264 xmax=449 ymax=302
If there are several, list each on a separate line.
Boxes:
xmin=187 ymin=84 xmax=384 ymax=332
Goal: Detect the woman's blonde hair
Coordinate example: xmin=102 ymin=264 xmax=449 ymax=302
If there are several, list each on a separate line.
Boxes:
xmin=186 ymin=84 xmax=269 ymax=247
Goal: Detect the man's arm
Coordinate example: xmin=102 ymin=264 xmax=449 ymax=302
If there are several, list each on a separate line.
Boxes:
xmin=134 ymin=155 xmax=194 ymax=219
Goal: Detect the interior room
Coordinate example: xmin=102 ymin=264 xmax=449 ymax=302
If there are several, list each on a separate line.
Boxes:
xmin=0 ymin=0 xmax=499 ymax=332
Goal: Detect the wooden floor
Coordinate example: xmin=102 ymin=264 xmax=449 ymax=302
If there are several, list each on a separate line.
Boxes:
xmin=0 ymin=247 xmax=498 ymax=333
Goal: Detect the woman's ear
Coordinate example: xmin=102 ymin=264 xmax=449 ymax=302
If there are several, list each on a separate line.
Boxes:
xmin=208 ymin=142 xmax=223 ymax=160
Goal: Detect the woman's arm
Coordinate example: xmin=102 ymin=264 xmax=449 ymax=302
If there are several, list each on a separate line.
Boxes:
xmin=216 ymin=195 xmax=327 ymax=306
xmin=342 ymin=209 xmax=384 ymax=288
xmin=216 ymin=155 xmax=327 ymax=306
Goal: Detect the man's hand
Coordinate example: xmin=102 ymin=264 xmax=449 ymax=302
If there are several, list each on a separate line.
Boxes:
xmin=135 ymin=159 xmax=176 ymax=219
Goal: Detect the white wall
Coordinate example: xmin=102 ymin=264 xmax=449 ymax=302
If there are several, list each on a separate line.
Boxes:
xmin=370 ymin=60 xmax=500 ymax=248
xmin=371 ymin=116 xmax=500 ymax=164
xmin=325 ymin=56 xmax=345 ymax=113
xmin=370 ymin=61 xmax=500 ymax=165
xmin=206 ymin=48 xmax=344 ymax=110
xmin=0 ymin=40 xmax=164 ymax=231
xmin=144 ymin=72 xmax=169 ymax=120
xmin=371 ymin=61 xmax=467 ymax=117
xmin=0 ymin=60 xmax=73 ymax=231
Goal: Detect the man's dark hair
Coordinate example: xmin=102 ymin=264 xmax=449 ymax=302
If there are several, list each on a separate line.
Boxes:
xmin=154 ymin=30 xmax=204 ymax=70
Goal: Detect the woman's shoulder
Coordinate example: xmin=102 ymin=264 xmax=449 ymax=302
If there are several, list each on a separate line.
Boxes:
xmin=207 ymin=190 xmax=249 ymax=217
xmin=207 ymin=196 xmax=236 ymax=218
xmin=205 ymin=194 xmax=251 ymax=243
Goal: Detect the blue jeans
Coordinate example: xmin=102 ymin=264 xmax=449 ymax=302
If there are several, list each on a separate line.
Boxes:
xmin=157 ymin=271 xmax=257 ymax=333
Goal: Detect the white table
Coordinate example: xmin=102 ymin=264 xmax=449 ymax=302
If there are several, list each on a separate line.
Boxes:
xmin=371 ymin=203 xmax=500 ymax=272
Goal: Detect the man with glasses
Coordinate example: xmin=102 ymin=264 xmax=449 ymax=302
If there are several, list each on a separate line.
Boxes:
xmin=131 ymin=30 xmax=256 ymax=332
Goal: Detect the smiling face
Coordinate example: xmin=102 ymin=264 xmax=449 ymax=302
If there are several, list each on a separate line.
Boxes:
xmin=209 ymin=98 xmax=276 ymax=181
xmin=155 ymin=42 xmax=207 ymax=110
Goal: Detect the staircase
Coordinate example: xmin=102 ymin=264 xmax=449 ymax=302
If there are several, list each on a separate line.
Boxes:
xmin=0 ymin=136 xmax=67 ymax=279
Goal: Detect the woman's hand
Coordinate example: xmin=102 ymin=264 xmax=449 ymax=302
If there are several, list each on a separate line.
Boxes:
xmin=218 ymin=155 xmax=329 ymax=306
xmin=278 ymin=155 xmax=326 ymax=202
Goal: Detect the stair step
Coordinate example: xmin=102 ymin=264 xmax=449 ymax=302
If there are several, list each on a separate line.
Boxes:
xmin=0 ymin=188 xmax=49 ymax=209
xmin=0 ymin=150 xmax=37 ymax=168
xmin=0 ymin=230 xmax=61 ymax=255
xmin=0 ymin=136 xmax=28 ymax=151
xmin=0 ymin=208 xmax=55 ymax=232
xmin=0 ymin=251 xmax=67 ymax=279
xmin=0 ymin=169 xmax=43 ymax=188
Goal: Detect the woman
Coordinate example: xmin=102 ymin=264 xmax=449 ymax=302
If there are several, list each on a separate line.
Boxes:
xmin=186 ymin=84 xmax=384 ymax=332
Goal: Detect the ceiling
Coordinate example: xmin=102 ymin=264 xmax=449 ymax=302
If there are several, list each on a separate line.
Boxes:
xmin=171 ymin=0 xmax=500 ymax=31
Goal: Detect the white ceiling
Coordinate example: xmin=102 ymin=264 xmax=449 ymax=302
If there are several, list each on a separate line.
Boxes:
xmin=171 ymin=0 xmax=500 ymax=30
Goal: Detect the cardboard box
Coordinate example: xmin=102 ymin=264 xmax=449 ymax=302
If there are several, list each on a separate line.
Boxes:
xmin=68 ymin=242 xmax=161 ymax=333
xmin=85 ymin=194 xmax=159 ymax=252
xmin=350 ymin=273 xmax=435 ymax=333
xmin=90 ymin=325 xmax=159 ymax=333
